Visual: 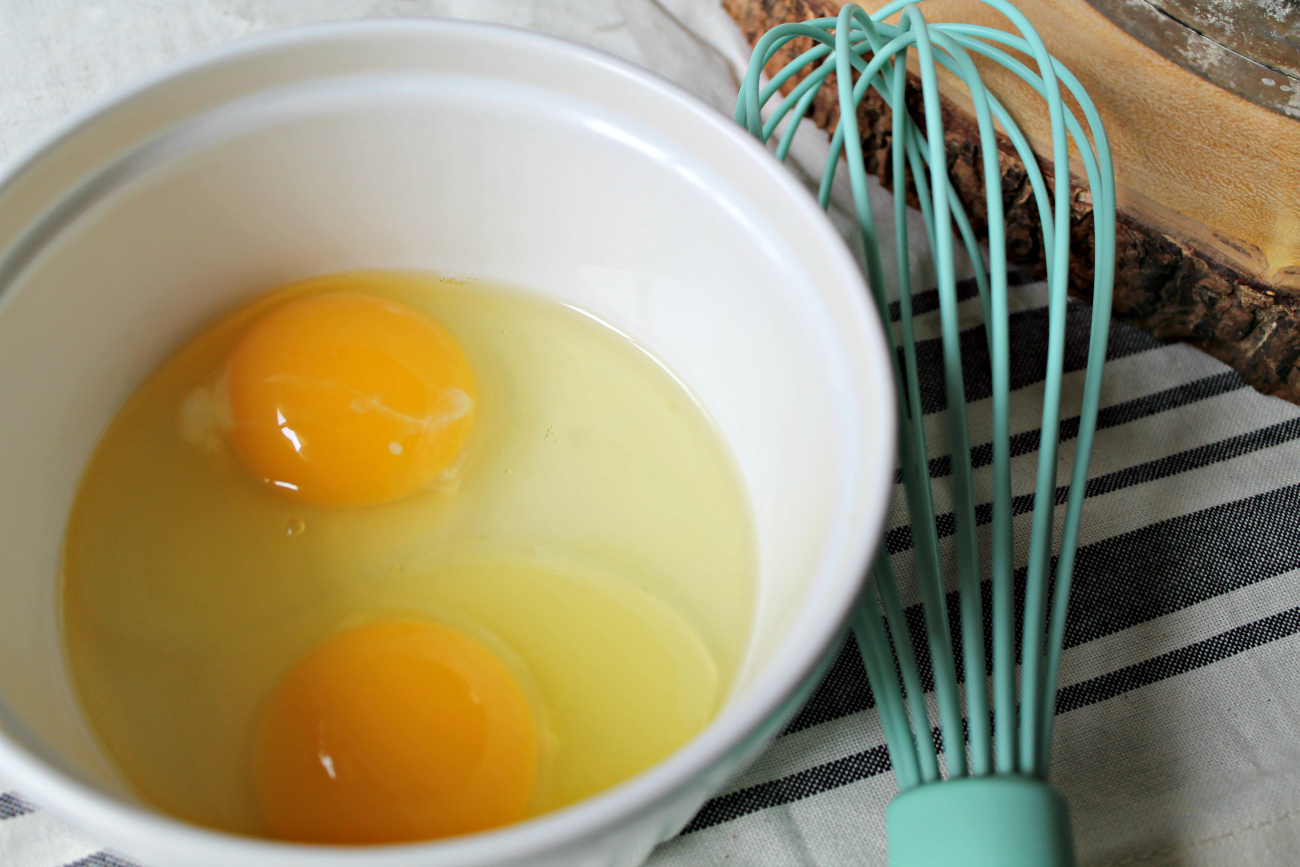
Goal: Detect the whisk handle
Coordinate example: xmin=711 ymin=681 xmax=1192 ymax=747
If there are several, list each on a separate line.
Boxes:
xmin=886 ymin=775 xmax=1076 ymax=867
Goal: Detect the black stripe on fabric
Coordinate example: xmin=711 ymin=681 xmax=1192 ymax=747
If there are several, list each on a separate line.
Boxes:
xmin=64 ymin=853 xmax=136 ymax=867
xmin=885 ymin=412 xmax=1299 ymax=556
xmin=0 ymin=791 xmax=34 ymax=820
xmin=684 ymin=604 xmax=1300 ymax=836
xmin=901 ymin=304 xmax=1166 ymax=416
xmin=1057 ymin=606 xmax=1300 ymax=714
xmin=885 ymin=270 xmax=1036 ymax=323
xmin=1083 ymin=417 xmax=1300 ymax=499
xmin=1066 ymin=481 xmax=1300 ymax=647
xmin=900 ymin=369 xmax=1248 ymax=484
xmin=886 ymin=276 xmax=980 ymax=322
xmin=680 ymin=744 xmax=891 ymax=835
xmin=1092 ymin=370 xmax=1246 ymax=431
xmin=791 ymin=480 xmax=1300 ymax=734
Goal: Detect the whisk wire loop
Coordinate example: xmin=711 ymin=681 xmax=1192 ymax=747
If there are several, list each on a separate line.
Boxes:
xmin=921 ymin=24 xmax=1013 ymax=780
xmin=851 ymin=569 xmax=924 ymax=787
xmin=875 ymin=552 xmax=938 ymax=785
xmin=925 ymin=23 xmax=1116 ymax=776
xmin=738 ymin=1 xmax=1115 ymax=862
xmin=834 ymin=3 xmax=976 ymax=783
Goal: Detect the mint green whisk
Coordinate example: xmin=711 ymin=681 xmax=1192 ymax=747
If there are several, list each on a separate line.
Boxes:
xmin=737 ymin=3 xmax=1115 ymax=864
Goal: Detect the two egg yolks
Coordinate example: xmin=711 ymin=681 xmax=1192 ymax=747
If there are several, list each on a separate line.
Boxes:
xmin=253 ymin=619 xmax=539 ymax=844
xmin=219 ymin=289 xmax=534 ymax=842
xmin=222 ymin=291 xmax=475 ymax=508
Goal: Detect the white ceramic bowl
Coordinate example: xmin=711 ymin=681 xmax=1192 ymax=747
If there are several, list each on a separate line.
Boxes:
xmin=0 ymin=19 xmax=894 ymax=867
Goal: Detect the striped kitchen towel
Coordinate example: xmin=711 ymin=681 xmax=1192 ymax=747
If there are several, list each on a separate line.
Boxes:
xmin=651 ymin=279 xmax=1300 ymax=866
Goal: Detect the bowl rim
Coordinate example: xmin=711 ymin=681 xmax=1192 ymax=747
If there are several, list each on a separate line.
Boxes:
xmin=0 ymin=16 xmax=897 ymax=866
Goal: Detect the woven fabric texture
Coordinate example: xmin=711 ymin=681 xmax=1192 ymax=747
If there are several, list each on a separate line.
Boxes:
xmin=3 ymin=2 xmax=1299 ymax=865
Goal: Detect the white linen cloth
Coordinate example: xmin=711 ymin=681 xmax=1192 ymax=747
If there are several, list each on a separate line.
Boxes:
xmin=3 ymin=2 xmax=1300 ymax=865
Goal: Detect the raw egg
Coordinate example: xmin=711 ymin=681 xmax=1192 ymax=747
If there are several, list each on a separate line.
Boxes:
xmin=221 ymin=292 xmax=474 ymax=507
xmin=61 ymin=271 xmax=756 ymax=842
xmin=253 ymin=619 xmax=537 ymax=843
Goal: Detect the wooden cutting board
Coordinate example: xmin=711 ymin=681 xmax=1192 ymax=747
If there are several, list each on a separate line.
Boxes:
xmin=724 ymin=0 xmax=1300 ymax=403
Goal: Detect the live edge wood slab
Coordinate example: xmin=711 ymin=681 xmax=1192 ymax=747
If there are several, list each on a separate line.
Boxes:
xmin=724 ymin=0 xmax=1300 ymax=403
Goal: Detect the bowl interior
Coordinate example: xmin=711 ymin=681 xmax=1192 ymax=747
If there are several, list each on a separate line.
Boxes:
xmin=0 ymin=20 xmax=892 ymax=864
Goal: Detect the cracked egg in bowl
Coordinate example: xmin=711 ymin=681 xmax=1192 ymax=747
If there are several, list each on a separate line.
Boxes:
xmin=0 ymin=19 xmax=894 ymax=867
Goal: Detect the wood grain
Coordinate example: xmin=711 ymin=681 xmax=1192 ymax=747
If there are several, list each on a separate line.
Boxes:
xmin=725 ymin=0 xmax=1300 ymax=403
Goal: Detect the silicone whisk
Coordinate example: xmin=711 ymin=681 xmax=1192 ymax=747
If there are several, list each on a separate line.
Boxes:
xmin=737 ymin=3 xmax=1115 ymax=865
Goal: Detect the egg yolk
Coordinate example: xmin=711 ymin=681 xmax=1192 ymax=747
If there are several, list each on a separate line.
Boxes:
xmin=253 ymin=619 xmax=538 ymax=844
xmin=222 ymin=291 xmax=474 ymax=507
